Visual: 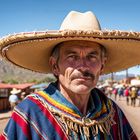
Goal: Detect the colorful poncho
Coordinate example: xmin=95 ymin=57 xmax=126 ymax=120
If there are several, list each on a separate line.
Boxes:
xmin=0 ymin=82 xmax=138 ymax=140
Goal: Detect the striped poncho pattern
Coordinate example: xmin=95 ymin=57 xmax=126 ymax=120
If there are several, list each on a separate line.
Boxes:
xmin=0 ymin=82 xmax=138 ymax=140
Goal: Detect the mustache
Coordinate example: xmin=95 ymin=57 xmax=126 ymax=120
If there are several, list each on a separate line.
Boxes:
xmin=71 ymin=71 xmax=95 ymax=80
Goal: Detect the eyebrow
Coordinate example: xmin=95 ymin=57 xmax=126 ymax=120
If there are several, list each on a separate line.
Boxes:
xmin=88 ymin=51 xmax=99 ymax=55
xmin=64 ymin=50 xmax=77 ymax=55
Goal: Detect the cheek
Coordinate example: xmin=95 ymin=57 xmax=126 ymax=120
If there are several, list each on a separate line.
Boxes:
xmin=58 ymin=67 xmax=74 ymax=80
xmin=90 ymin=62 xmax=102 ymax=73
xmin=58 ymin=67 xmax=75 ymax=88
xmin=58 ymin=59 xmax=76 ymax=73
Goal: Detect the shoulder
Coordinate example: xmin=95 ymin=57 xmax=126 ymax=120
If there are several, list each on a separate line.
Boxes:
xmin=93 ymin=88 xmax=122 ymax=111
xmin=93 ymin=88 xmax=111 ymax=102
xmin=15 ymin=93 xmax=45 ymax=116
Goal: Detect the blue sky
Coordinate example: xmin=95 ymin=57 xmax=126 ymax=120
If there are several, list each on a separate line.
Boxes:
xmin=0 ymin=0 xmax=140 ymax=75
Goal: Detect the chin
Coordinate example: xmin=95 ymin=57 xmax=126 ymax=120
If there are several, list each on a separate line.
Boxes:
xmin=72 ymin=85 xmax=92 ymax=94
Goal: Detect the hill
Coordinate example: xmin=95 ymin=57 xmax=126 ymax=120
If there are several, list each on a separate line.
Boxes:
xmin=0 ymin=59 xmax=54 ymax=83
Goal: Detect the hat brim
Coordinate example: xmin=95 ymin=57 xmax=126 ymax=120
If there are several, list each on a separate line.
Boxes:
xmin=11 ymin=90 xmax=21 ymax=94
xmin=1 ymin=30 xmax=140 ymax=74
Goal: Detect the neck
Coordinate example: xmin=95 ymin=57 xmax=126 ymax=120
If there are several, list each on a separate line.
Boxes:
xmin=58 ymin=84 xmax=90 ymax=115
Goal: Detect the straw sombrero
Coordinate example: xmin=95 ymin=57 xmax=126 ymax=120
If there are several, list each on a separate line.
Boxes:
xmin=0 ymin=11 xmax=140 ymax=74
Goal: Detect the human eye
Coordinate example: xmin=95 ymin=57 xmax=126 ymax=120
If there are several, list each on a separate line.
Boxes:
xmin=88 ymin=53 xmax=96 ymax=58
xmin=67 ymin=53 xmax=78 ymax=60
xmin=87 ymin=52 xmax=98 ymax=60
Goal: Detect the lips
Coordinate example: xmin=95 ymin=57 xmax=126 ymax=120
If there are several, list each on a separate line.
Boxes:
xmin=77 ymin=76 xmax=92 ymax=80
xmin=71 ymin=74 xmax=94 ymax=81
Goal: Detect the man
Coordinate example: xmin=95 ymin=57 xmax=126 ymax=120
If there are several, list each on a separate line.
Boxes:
xmin=129 ymin=87 xmax=137 ymax=107
xmin=9 ymin=88 xmax=20 ymax=111
xmin=0 ymin=11 xmax=139 ymax=139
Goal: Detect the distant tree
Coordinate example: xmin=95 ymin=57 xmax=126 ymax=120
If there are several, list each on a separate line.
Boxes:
xmin=27 ymin=79 xmax=38 ymax=83
xmin=4 ymin=79 xmax=18 ymax=84
xmin=39 ymin=75 xmax=56 ymax=83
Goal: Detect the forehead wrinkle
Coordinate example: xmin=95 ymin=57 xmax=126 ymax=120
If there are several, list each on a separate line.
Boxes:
xmin=64 ymin=50 xmax=77 ymax=55
xmin=58 ymin=40 xmax=103 ymax=56
xmin=61 ymin=46 xmax=100 ymax=59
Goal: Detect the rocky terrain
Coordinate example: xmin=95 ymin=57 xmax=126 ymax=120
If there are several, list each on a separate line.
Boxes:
xmin=0 ymin=59 xmax=54 ymax=83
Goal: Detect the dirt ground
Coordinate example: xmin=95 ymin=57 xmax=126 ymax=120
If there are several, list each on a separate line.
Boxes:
xmin=0 ymin=118 xmax=9 ymax=134
xmin=114 ymin=96 xmax=140 ymax=139
xmin=0 ymin=96 xmax=140 ymax=139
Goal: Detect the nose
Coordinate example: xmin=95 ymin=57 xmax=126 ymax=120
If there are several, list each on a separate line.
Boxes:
xmin=76 ymin=58 xmax=89 ymax=72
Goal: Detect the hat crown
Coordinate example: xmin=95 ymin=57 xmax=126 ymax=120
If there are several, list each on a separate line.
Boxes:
xmin=60 ymin=11 xmax=101 ymax=31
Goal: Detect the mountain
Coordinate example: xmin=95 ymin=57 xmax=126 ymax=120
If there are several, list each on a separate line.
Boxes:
xmin=0 ymin=59 xmax=53 ymax=83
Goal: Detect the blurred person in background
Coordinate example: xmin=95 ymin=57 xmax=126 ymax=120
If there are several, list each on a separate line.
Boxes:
xmin=9 ymin=88 xmax=20 ymax=112
xmin=130 ymin=87 xmax=137 ymax=107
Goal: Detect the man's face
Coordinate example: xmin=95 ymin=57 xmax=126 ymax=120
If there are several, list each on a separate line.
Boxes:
xmin=50 ymin=41 xmax=105 ymax=95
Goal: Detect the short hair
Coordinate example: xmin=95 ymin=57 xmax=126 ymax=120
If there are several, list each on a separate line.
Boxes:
xmin=51 ymin=43 xmax=61 ymax=63
xmin=100 ymin=44 xmax=107 ymax=60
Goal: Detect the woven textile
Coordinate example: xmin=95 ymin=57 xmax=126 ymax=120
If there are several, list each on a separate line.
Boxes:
xmin=0 ymin=82 xmax=138 ymax=140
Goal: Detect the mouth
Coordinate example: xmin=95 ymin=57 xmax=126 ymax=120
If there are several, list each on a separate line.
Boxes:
xmin=70 ymin=71 xmax=95 ymax=82
xmin=73 ymin=76 xmax=93 ymax=82
xmin=78 ymin=76 xmax=92 ymax=80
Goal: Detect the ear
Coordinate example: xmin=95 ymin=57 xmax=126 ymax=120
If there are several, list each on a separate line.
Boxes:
xmin=49 ymin=56 xmax=59 ymax=76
